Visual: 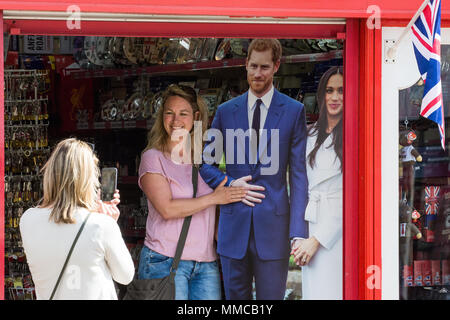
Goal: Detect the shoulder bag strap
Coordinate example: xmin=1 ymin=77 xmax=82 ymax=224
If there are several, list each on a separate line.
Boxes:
xmin=49 ymin=211 xmax=92 ymax=300
xmin=170 ymin=165 xmax=198 ymax=276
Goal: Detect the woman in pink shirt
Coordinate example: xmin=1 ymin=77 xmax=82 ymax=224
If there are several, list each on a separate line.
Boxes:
xmin=138 ymin=84 xmax=246 ymax=300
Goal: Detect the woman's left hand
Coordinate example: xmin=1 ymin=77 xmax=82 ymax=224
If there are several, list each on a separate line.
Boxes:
xmin=97 ymin=189 xmax=121 ymax=221
xmin=292 ymin=236 xmax=320 ymax=267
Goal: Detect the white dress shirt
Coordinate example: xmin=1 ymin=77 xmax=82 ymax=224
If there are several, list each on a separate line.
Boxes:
xmin=247 ymin=85 xmax=274 ymax=135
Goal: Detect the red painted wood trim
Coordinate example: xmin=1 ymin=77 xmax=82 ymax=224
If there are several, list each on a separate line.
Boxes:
xmin=1 ymin=0 xmax=450 ymax=19
xmin=3 ymin=19 xmax=345 ymax=38
xmin=359 ymin=20 xmax=375 ymax=300
xmin=382 ymin=18 xmax=450 ymax=27
xmin=373 ymin=26 xmax=383 ymax=300
xmin=343 ymin=18 xmax=360 ymax=300
xmin=356 ymin=20 xmax=382 ymax=301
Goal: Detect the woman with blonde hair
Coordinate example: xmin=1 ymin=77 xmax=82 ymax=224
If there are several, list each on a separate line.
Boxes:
xmin=137 ymin=84 xmax=247 ymax=300
xmin=20 ymin=138 xmax=135 ymax=300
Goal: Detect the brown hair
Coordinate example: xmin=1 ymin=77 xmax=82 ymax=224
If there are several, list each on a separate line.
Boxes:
xmin=143 ymin=84 xmax=209 ymax=162
xmin=308 ymin=66 xmax=344 ymax=172
xmin=247 ymin=39 xmax=282 ymax=63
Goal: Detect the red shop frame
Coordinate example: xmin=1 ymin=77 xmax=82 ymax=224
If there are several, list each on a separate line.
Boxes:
xmin=0 ymin=14 xmax=363 ymax=300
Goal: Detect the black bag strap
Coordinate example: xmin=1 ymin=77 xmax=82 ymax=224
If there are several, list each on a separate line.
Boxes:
xmin=169 ymin=165 xmax=198 ymax=276
xmin=49 ymin=211 xmax=92 ymax=300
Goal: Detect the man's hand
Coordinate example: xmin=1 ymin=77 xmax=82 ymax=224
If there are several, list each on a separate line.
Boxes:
xmin=230 ymin=175 xmax=265 ymax=207
xmin=290 ymin=238 xmax=303 ymax=252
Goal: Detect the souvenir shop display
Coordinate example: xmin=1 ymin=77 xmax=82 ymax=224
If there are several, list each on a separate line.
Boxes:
xmin=99 ymin=77 xmax=156 ymax=122
xmin=398 ymin=81 xmax=450 ymax=300
xmin=68 ymin=37 xmax=344 ymax=70
xmin=2 ymin=34 xmax=345 ymax=300
xmin=4 ymin=69 xmax=51 ymax=300
xmin=71 ymin=37 xmax=225 ymax=68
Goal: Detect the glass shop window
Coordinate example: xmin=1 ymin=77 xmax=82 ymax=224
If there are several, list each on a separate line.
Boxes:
xmin=398 ymin=45 xmax=450 ymax=300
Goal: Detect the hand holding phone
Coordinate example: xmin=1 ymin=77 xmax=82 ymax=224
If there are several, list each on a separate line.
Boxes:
xmin=97 ymin=190 xmax=121 ymax=221
xmin=101 ymin=167 xmax=118 ymax=202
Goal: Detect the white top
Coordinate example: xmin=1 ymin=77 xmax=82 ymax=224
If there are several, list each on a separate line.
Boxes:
xmin=400 ymin=145 xmax=417 ymax=162
xmin=247 ymin=85 xmax=274 ymax=133
xmin=19 ymin=207 xmax=135 ymax=300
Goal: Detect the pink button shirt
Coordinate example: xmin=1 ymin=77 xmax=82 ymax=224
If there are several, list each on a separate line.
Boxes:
xmin=138 ymin=149 xmax=217 ymax=262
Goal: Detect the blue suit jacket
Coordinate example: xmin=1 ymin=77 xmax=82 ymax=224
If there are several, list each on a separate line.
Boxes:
xmin=199 ymin=89 xmax=308 ymax=260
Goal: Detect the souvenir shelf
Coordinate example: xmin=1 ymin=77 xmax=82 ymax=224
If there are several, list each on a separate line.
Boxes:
xmin=62 ymin=50 xmax=343 ymax=80
xmin=75 ymin=119 xmax=154 ymax=131
xmin=4 ymin=69 xmax=51 ymax=300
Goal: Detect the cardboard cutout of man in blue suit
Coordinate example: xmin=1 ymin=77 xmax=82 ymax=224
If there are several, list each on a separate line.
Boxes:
xmin=199 ymin=39 xmax=308 ymax=300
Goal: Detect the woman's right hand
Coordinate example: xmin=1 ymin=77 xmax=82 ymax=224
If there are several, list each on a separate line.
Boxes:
xmin=212 ymin=176 xmax=247 ymax=205
xmin=97 ymin=189 xmax=121 ymax=222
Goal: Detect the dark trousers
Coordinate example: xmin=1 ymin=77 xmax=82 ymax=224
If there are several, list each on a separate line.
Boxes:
xmin=219 ymin=221 xmax=289 ymax=300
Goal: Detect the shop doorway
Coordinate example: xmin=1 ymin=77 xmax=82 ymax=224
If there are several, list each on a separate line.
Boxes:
xmin=1 ymin=16 xmax=357 ymax=300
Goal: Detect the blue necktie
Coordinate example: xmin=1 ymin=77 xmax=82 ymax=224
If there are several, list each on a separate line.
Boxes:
xmin=251 ymin=99 xmax=262 ymax=163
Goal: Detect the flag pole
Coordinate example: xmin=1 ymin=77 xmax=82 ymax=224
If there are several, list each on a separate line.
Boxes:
xmin=386 ymin=0 xmax=430 ymax=59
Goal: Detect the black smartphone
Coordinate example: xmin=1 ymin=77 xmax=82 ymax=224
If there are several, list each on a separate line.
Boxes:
xmin=101 ymin=167 xmax=118 ymax=202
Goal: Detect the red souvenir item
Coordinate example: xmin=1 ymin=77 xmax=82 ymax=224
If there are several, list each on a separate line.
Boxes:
xmin=414 ymin=260 xmax=423 ymax=286
xmin=423 ymin=186 xmax=440 ymax=242
xmin=425 ymin=186 xmax=440 ymax=215
xmin=403 ymin=265 xmax=414 ymax=287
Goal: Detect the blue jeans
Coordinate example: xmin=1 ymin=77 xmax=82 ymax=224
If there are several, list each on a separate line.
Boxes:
xmin=138 ymin=246 xmax=222 ymax=300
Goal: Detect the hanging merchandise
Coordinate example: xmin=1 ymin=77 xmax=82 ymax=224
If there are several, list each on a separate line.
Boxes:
xmin=186 ymin=38 xmax=205 ymax=63
xmin=200 ymin=38 xmax=219 ymax=62
xmin=425 ymin=186 xmax=441 ymax=215
xmin=142 ymin=38 xmax=157 ymax=64
xmin=163 ymin=38 xmax=182 ymax=64
xmin=399 ymin=200 xmax=423 ymax=267
xmin=423 ymin=186 xmax=441 ymax=242
xmin=72 ymin=36 xmax=93 ymax=69
xmin=399 ymin=130 xmax=423 ymax=201
xmin=123 ymin=38 xmax=144 ymax=65
xmin=57 ymin=77 xmax=95 ymax=132
xmin=4 ymin=69 xmax=52 ymax=300
xmin=110 ymin=37 xmax=132 ymax=66
xmin=141 ymin=92 xmax=155 ymax=120
xmin=215 ymin=39 xmax=231 ymax=61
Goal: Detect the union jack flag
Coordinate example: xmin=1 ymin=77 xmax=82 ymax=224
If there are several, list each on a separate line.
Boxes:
xmin=424 ymin=185 xmax=440 ymax=215
xmin=411 ymin=0 xmax=446 ymax=150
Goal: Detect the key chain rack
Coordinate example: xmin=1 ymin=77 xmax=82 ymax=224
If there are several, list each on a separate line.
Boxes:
xmin=3 ymin=69 xmax=51 ymax=300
